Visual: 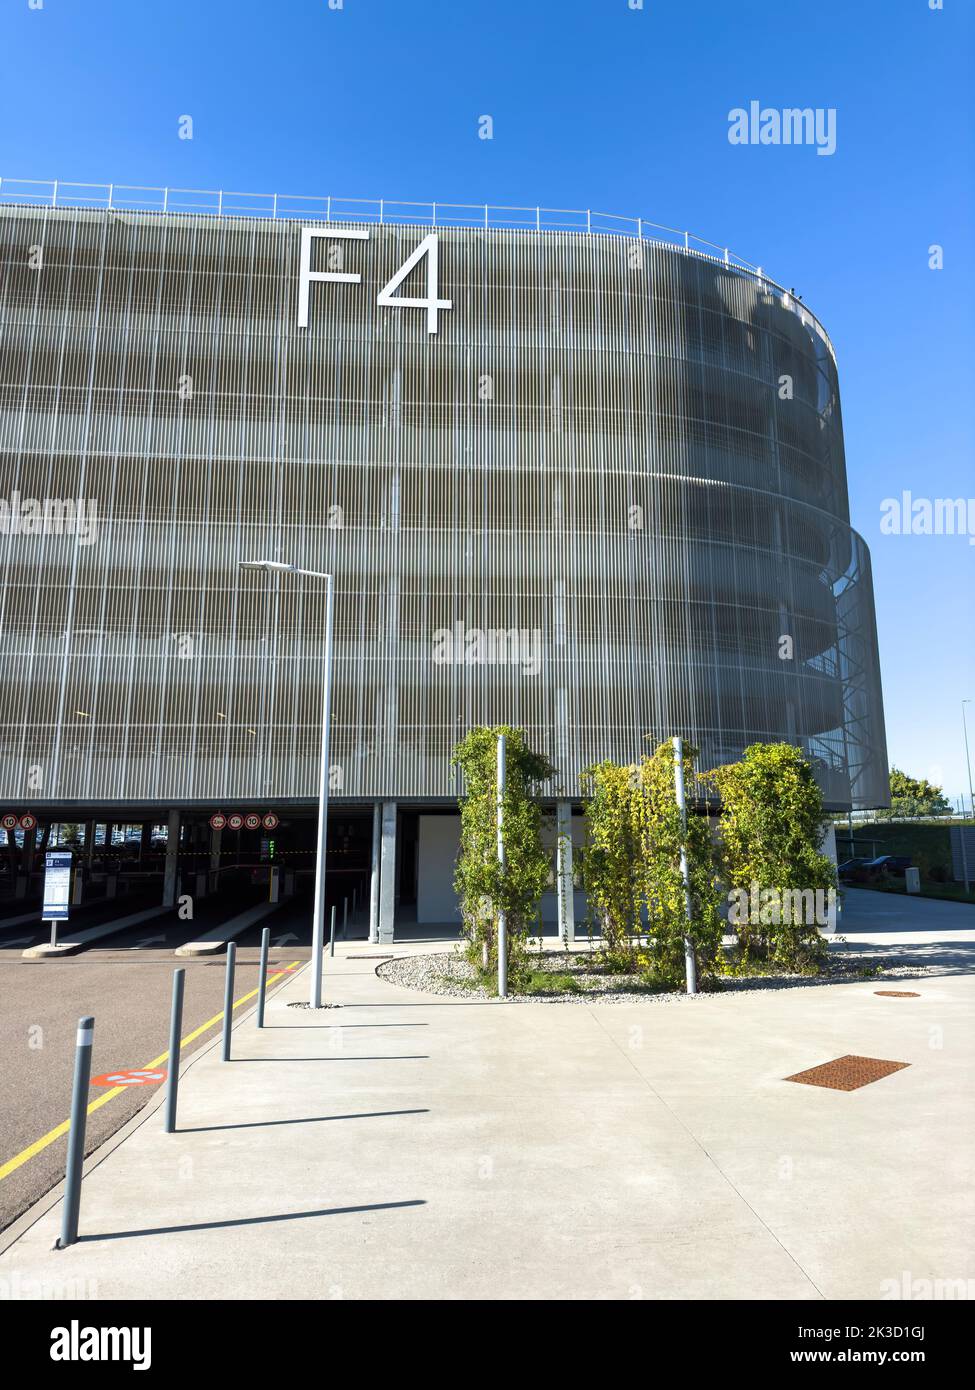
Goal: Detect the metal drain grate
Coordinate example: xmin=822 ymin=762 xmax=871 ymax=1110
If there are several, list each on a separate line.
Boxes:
xmin=785 ymin=1054 xmax=910 ymax=1091
xmin=875 ymin=990 xmax=920 ymax=998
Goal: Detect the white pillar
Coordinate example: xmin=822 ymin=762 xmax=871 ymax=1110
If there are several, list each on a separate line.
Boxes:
xmin=556 ymin=799 xmax=575 ymax=944
xmin=497 ymin=735 xmax=507 ymax=998
xmin=673 ymin=737 xmax=698 ymax=996
xmin=369 ymin=800 xmax=381 ymax=943
xmin=378 ymin=800 xmax=397 ymax=944
xmin=162 ymin=809 xmax=180 ymax=907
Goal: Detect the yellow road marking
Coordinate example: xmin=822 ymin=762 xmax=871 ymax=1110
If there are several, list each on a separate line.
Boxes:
xmin=0 ymin=961 xmax=301 ymax=1182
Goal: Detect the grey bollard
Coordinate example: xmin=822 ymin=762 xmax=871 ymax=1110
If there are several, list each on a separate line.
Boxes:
xmin=59 ymin=1016 xmax=94 ymax=1248
xmin=329 ymin=904 xmax=337 ymax=957
xmin=342 ymin=897 xmax=348 ymax=940
xmin=256 ymin=927 xmax=270 ymax=1028
xmin=164 ymin=969 xmax=185 ymax=1133
xmin=221 ymin=942 xmax=236 ymax=1061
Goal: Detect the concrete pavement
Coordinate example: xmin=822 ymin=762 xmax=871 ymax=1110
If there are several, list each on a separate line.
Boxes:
xmin=1 ymin=894 xmax=972 ymax=1301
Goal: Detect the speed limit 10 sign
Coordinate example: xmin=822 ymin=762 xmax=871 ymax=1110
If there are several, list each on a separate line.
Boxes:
xmin=210 ymin=810 xmax=278 ymax=830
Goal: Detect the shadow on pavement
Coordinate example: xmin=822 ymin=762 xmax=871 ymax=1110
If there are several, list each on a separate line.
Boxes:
xmin=180 ymin=1107 xmax=429 ymax=1134
xmin=78 ymin=1199 xmax=427 ymax=1243
xmin=229 ymin=1054 xmax=430 ymax=1062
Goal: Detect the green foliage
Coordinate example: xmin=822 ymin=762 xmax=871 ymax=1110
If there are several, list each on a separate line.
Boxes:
xmin=581 ymin=741 xmax=723 ymax=988
xmin=709 ymin=742 xmax=835 ymax=970
xmin=451 ymin=726 xmax=554 ymax=988
xmin=631 ymin=741 xmax=723 ymax=987
xmin=876 ymin=767 xmax=953 ymax=820
xmin=579 ymin=761 xmax=643 ymax=967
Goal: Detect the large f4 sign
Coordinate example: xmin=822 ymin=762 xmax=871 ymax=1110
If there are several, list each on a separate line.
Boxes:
xmin=297 ymin=227 xmax=452 ymax=334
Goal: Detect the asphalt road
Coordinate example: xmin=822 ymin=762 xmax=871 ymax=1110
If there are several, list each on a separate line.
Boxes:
xmin=0 ymin=887 xmax=367 ymax=1235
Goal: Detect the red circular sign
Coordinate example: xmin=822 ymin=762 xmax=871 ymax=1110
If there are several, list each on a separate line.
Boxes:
xmin=18 ymin=813 xmax=36 ymax=830
xmin=244 ymin=813 xmax=261 ymax=830
xmin=209 ymin=813 xmax=226 ymax=830
xmin=92 ymin=1068 xmax=166 ymax=1088
xmin=1 ymin=814 xmax=17 ymax=830
xmin=262 ymin=813 xmax=279 ymax=830
xmin=227 ymin=814 xmax=244 ymax=830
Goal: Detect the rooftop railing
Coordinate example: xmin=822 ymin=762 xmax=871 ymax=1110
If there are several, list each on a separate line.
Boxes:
xmin=0 ymin=177 xmax=834 ymax=360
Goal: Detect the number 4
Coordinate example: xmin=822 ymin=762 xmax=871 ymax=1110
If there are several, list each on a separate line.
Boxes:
xmin=376 ymin=234 xmax=452 ymax=334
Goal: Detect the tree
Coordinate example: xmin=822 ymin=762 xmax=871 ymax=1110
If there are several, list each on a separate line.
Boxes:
xmin=709 ymin=742 xmax=835 ymax=970
xmin=451 ymin=726 xmax=554 ymax=988
xmin=580 ymin=741 xmax=723 ymax=987
xmin=879 ymin=768 xmax=952 ymax=820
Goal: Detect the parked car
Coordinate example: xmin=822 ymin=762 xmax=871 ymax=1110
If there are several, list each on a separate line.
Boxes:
xmin=837 ymin=857 xmax=872 ymax=877
xmin=862 ymin=855 xmax=913 ymax=877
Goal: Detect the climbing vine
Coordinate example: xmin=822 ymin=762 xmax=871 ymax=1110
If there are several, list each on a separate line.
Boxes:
xmin=451 ymin=726 xmax=554 ymax=988
xmin=631 ymin=740 xmax=723 ymax=987
xmin=708 ymin=742 xmax=836 ymax=970
xmin=579 ymin=761 xmax=644 ymax=969
xmin=581 ymin=741 xmax=722 ymax=987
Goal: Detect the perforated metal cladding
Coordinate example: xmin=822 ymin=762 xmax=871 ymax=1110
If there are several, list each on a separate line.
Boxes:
xmin=0 ymin=206 xmax=888 ymax=807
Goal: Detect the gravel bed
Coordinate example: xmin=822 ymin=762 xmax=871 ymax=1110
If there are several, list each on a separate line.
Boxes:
xmin=376 ymin=948 xmax=938 ymax=1004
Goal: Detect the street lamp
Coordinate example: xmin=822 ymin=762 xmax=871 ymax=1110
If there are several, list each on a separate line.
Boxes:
xmin=239 ymin=560 xmax=334 ymax=1007
xmin=963 ymin=700 xmax=974 ymax=821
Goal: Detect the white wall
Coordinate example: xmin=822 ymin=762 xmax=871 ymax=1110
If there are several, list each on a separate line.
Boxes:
xmin=418 ymin=811 xmax=592 ymax=929
xmin=417 ymin=815 xmax=462 ymax=924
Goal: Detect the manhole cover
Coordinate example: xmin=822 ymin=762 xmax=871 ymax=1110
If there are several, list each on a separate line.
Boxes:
xmin=875 ymin=990 xmax=920 ymax=998
xmin=785 ymin=1054 xmax=910 ymax=1091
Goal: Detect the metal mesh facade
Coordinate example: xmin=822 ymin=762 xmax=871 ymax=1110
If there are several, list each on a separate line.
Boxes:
xmin=0 ymin=203 xmax=888 ymax=810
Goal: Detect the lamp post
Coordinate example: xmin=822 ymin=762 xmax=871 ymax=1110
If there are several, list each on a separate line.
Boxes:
xmin=240 ymin=560 xmax=334 ymax=1008
xmin=963 ymin=700 xmax=974 ymax=821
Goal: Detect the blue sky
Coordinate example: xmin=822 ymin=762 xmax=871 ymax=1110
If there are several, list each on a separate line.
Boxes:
xmin=1 ymin=0 xmax=972 ymax=804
